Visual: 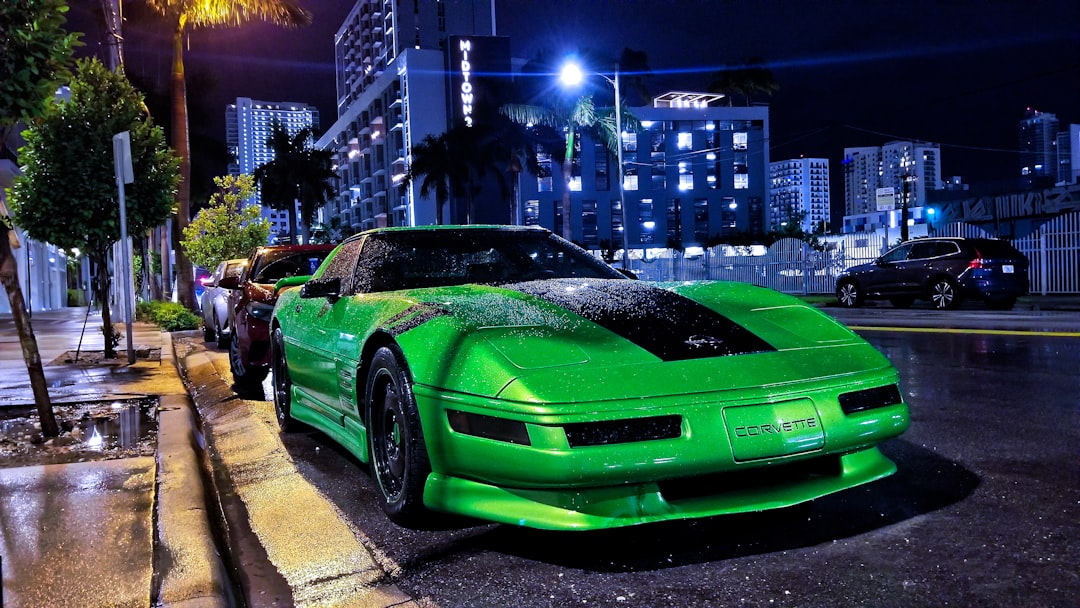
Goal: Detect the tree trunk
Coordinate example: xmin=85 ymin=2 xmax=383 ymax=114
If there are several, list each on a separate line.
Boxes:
xmin=171 ymin=21 xmax=196 ymax=310
xmin=0 ymin=226 xmax=59 ymax=437
xmin=92 ymin=252 xmax=116 ymax=360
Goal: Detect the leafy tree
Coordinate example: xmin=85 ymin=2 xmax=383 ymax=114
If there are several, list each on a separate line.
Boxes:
xmin=254 ymin=123 xmax=335 ymax=243
xmin=140 ymin=0 xmax=311 ymax=309
xmin=0 ymin=0 xmax=82 ymax=438
xmin=180 ymin=174 xmax=270 ymax=270
xmin=10 ymin=58 xmax=179 ymax=360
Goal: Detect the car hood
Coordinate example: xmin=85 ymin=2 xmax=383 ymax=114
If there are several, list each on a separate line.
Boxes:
xmin=389 ymin=279 xmax=892 ymax=403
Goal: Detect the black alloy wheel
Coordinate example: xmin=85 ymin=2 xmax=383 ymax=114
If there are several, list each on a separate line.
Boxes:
xmin=930 ymin=278 xmax=960 ymax=310
xmin=271 ymin=328 xmax=298 ymax=432
xmin=366 ymin=345 xmax=430 ymax=527
xmin=836 ymin=280 xmax=863 ymax=308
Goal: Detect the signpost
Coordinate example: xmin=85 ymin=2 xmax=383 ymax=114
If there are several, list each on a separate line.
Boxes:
xmin=113 ymin=131 xmax=135 ymax=364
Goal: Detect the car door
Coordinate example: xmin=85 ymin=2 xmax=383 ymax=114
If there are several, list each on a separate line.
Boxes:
xmin=867 ymin=243 xmax=913 ymax=295
xmin=897 ymin=240 xmax=940 ymax=293
xmin=286 ymin=241 xmax=363 ymax=423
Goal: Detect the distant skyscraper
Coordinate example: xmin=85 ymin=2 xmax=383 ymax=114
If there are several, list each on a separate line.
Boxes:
xmin=1019 ymin=108 xmax=1058 ymax=188
xmin=226 ymin=97 xmax=319 ymax=241
xmin=769 ymin=158 xmax=830 ymax=233
xmin=1056 ymin=124 xmax=1079 ymax=185
xmin=316 ymin=0 xmax=502 ymax=233
xmin=843 ymin=141 xmax=942 ymax=216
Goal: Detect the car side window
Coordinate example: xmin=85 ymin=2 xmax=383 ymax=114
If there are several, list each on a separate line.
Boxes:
xmin=880 ymin=244 xmax=912 ymax=263
xmin=934 ymin=241 xmax=960 ymax=257
xmin=317 ymin=240 xmax=361 ymax=295
xmin=908 ymin=242 xmax=937 ymax=260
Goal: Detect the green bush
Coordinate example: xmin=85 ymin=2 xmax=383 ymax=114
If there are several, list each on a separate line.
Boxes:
xmin=138 ymin=300 xmax=201 ymax=331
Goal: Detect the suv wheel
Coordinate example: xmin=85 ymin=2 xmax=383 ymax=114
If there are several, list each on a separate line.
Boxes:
xmin=930 ymin=278 xmax=960 ymax=310
xmin=836 ymin=280 xmax=863 ymax=308
xmin=229 ymin=332 xmax=269 ymax=389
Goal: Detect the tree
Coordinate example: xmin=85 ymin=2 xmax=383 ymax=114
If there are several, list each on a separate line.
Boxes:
xmin=0 ymin=0 xmax=82 ymax=438
xmin=404 ymin=123 xmax=510 ymax=225
xmin=10 ymin=58 xmax=179 ymax=361
xmin=707 ymin=57 xmax=779 ymax=106
xmin=140 ymin=0 xmax=311 ymax=309
xmin=254 ymin=123 xmax=335 ymax=243
xmin=501 ymin=90 xmax=639 ymax=242
xmin=180 ymin=174 xmax=270 ymax=270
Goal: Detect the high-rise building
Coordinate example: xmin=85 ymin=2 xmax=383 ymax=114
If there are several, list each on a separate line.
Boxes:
xmin=1057 ymin=124 xmax=1079 ymax=185
xmin=315 ymin=0 xmax=503 ymax=233
xmin=841 ymin=141 xmax=942 ymax=234
xmin=1019 ymin=108 xmax=1059 ymax=187
xmin=225 ymin=97 xmax=319 ymax=240
xmin=515 ymin=94 xmax=770 ymax=250
xmin=769 ymin=158 xmax=830 ymax=233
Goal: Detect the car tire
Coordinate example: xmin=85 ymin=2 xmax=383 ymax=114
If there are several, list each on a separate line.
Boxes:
xmin=366 ymin=345 xmax=430 ymax=527
xmin=203 ymin=322 xmax=216 ymax=343
xmin=889 ymin=297 xmax=915 ymax=309
xmin=985 ymin=297 xmax=1016 ymax=311
xmin=270 ymin=327 xmax=299 ymax=432
xmin=930 ymin=277 xmax=960 ymax=310
xmin=229 ymin=331 xmax=269 ymax=389
xmin=836 ymin=280 xmax=863 ymax=308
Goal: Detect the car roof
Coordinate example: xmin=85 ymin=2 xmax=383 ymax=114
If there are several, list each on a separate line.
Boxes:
xmin=342 ymin=224 xmax=551 ymax=245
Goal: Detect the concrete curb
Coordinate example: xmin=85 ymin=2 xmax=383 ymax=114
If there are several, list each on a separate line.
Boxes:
xmin=154 ymin=334 xmax=232 ymax=608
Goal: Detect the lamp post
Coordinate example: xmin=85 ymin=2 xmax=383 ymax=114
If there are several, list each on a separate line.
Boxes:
xmin=560 ymin=61 xmax=629 ymax=270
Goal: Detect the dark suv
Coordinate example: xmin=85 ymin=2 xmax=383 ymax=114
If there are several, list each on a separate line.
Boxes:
xmin=835 ymin=237 xmax=1028 ymax=310
xmin=220 ymin=244 xmax=335 ymax=388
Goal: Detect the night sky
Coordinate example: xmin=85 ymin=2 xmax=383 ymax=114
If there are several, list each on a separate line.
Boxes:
xmin=67 ymin=0 xmax=1079 ymax=199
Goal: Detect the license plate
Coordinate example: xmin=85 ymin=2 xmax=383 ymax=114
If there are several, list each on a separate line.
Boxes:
xmin=1002 ymin=265 xmax=1014 ymax=274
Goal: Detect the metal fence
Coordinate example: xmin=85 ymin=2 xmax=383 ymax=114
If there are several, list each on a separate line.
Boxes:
xmin=615 ymin=211 xmax=1080 ymax=295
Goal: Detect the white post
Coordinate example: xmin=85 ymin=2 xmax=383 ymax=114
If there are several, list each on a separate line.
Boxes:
xmin=113 ymin=131 xmax=136 ymax=364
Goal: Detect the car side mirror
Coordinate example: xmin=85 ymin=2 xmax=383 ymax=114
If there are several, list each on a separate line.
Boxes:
xmin=274 ymin=275 xmax=311 ymax=297
xmin=217 ymin=275 xmax=240 ymax=290
xmin=299 ymin=276 xmax=340 ymax=300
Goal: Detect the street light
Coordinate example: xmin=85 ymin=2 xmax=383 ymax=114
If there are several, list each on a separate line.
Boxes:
xmin=560 ymin=60 xmax=629 ymax=270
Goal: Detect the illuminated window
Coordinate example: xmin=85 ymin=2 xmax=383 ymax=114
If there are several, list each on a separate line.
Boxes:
xmin=693 ymin=199 xmax=709 ymax=242
xmin=733 ymin=132 xmax=747 ymax=151
xmin=639 ymin=199 xmax=654 ymax=244
xmin=677 ymin=132 xmax=692 ymax=150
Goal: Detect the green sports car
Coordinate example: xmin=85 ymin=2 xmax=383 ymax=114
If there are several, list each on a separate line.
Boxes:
xmin=270 ymin=225 xmax=909 ymax=530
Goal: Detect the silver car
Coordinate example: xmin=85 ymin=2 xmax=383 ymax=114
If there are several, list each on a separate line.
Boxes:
xmin=200 ymin=258 xmax=247 ymax=347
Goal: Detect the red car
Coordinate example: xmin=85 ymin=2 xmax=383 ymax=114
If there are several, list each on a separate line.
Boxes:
xmin=220 ymin=244 xmax=335 ymax=389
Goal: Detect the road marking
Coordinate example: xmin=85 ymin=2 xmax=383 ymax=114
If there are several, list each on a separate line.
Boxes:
xmin=849 ymin=325 xmax=1080 ymax=338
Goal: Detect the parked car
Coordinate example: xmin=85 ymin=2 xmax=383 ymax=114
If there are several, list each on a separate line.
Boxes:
xmin=220 ymin=244 xmax=335 ymax=389
xmin=835 ymin=237 xmax=1029 ymax=310
xmin=199 ymin=258 xmax=248 ymax=347
xmin=270 ymin=225 xmax=909 ymax=530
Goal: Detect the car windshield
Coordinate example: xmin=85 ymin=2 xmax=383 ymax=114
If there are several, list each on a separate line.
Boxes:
xmin=356 ymin=229 xmax=626 ymax=292
xmin=253 ymin=250 xmax=332 ymax=283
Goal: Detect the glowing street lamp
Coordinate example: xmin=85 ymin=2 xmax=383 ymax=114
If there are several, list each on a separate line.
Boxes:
xmin=560 ymin=60 xmax=629 ymax=270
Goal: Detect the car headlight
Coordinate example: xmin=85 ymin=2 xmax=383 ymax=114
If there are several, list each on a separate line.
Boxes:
xmin=247 ymin=301 xmax=275 ymax=321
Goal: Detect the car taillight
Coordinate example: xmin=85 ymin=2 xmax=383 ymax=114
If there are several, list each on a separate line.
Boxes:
xmin=968 ymin=250 xmax=984 ymax=269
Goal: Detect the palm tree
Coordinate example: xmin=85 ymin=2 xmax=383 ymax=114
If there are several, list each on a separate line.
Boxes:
xmin=707 ymin=57 xmax=779 ymax=106
xmin=141 ymin=0 xmax=311 ymax=308
xmin=254 ymin=123 xmax=336 ymax=244
xmin=404 ymin=132 xmax=469 ymax=225
xmin=501 ymin=94 xmax=638 ymax=242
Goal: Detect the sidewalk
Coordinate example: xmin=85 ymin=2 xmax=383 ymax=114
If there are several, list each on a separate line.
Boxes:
xmin=0 ymin=307 xmax=229 ymax=607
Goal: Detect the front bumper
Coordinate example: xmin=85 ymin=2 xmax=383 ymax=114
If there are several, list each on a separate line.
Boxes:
xmin=413 ymin=373 xmax=909 ymax=530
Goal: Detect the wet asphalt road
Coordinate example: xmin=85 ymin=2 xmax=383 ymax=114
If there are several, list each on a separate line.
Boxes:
xmin=190 ymin=311 xmax=1080 ymax=608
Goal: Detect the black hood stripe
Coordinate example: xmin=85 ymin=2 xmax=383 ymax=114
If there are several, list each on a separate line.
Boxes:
xmin=502 ymin=279 xmax=775 ymax=362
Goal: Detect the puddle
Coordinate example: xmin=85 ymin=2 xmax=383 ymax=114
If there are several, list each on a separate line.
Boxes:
xmin=0 ymin=397 xmax=158 ymax=467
